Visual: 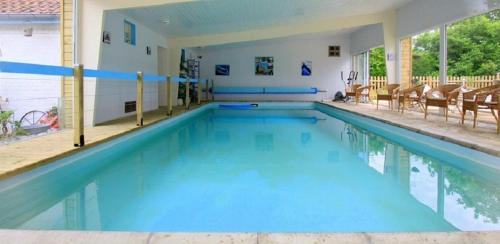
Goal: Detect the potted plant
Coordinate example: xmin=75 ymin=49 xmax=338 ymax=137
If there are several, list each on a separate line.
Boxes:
xmin=0 ymin=110 xmax=14 ymax=136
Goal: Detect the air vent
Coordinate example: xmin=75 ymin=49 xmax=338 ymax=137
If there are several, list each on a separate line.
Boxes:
xmin=125 ymin=101 xmax=136 ymax=113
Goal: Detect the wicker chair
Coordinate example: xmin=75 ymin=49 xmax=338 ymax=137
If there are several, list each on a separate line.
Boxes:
xmin=461 ymin=84 xmax=500 ymax=131
xmin=489 ymin=90 xmax=500 ymax=133
xmin=376 ymin=84 xmax=400 ymax=110
xmin=397 ymin=84 xmax=425 ymax=113
xmin=346 ymin=84 xmax=371 ymax=104
xmin=424 ymin=84 xmax=461 ymax=121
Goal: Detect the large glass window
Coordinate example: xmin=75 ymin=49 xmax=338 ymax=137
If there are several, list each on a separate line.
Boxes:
xmin=369 ymin=47 xmax=386 ymax=77
xmin=352 ymin=52 xmax=369 ymax=85
xmin=412 ymin=28 xmax=440 ymax=77
xmin=447 ymin=9 xmax=500 ymax=87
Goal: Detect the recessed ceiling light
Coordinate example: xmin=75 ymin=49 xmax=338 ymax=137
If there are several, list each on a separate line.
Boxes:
xmin=160 ymin=18 xmax=170 ymax=25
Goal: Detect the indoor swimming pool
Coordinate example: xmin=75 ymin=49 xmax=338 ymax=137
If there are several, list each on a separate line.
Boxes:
xmin=0 ymin=102 xmax=499 ymax=232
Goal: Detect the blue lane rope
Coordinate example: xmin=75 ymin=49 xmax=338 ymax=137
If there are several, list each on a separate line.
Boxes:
xmin=0 ymin=61 xmax=74 ymax=76
xmin=84 ymin=68 xmax=137 ymax=81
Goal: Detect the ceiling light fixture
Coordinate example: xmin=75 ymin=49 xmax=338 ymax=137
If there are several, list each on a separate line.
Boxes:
xmin=160 ymin=18 xmax=170 ymax=25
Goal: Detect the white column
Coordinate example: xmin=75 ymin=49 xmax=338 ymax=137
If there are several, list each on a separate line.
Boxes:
xmin=168 ymin=47 xmax=182 ymax=106
xmin=382 ymin=10 xmax=397 ymax=84
xmin=439 ymin=25 xmax=447 ymax=84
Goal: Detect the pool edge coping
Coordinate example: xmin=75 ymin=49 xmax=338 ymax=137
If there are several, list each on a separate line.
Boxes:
xmin=0 ymin=229 xmax=499 ymax=243
xmin=317 ymin=102 xmax=500 ymax=157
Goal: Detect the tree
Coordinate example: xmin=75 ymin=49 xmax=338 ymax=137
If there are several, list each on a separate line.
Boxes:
xmin=410 ymin=9 xmax=500 ymax=76
xmin=412 ymin=30 xmax=440 ymax=76
xmin=447 ymin=9 xmax=500 ymax=76
xmin=369 ymin=47 xmax=386 ymax=76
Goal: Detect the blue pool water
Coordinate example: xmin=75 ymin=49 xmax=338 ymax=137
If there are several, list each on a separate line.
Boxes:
xmin=1 ymin=102 xmax=499 ymax=232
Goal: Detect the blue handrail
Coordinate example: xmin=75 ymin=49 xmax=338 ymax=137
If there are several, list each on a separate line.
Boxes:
xmin=144 ymin=74 xmax=166 ymax=82
xmin=0 ymin=61 xmax=202 ymax=83
xmin=84 ymin=68 xmax=137 ymax=81
xmin=0 ymin=61 xmax=74 ymax=76
xmin=171 ymin=76 xmax=187 ymax=83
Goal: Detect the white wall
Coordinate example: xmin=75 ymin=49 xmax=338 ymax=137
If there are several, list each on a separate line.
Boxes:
xmin=350 ymin=23 xmax=384 ymax=55
xmin=197 ymin=34 xmax=351 ymax=101
xmin=396 ymin=0 xmax=499 ymax=38
xmin=157 ymin=46 xmax=169 ymax=106
xmin=94 ymin=11 xmax=167 ymax=124
xmin=0 ymin=23 xmax=60 ymax=121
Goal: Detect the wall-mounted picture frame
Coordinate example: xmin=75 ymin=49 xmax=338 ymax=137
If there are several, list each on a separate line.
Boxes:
xmin=301 ymin=61 xmax=312 ymax=76
xmin=255 ymin=57 xmax=274 ymax=76
xmin=215 ymin=64 xmax=230 ymax=76
xmin=102 ymin=31 xmax=111 ymax=44
xmin=328 ymin=46 xmax=340 ymax=57
xmin=124 ymin=20 xmax=136 ymax=45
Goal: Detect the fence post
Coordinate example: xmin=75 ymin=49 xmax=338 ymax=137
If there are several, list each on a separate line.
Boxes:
xmin=136 ymin=71 xmax=144 ymax=126
xmin=185 ymin=79 xmax=190 ymax=109
xmin=73 ymin=64 xmax=84 ymax=147
xmin=197 ymin=79 xmax=202 ymax=105
xmin=167 ymin=76 xmax=172 ymax=116
xmin=205 ymin=79 xmax=209 ymax=101
xmin=211 ymin=79 xmax=215 ymax=101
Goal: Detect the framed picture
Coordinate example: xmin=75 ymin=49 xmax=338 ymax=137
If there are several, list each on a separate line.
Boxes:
xmin=124 ymin=20 xmax=136 ymax=45
xmin=255 ymin=57 xmax=274 ymax=76
xmin=215 ymin=65 xmax=230 ymax=76
xmin=328 ymin=46 xmax=340 ymax=57
xmin=301 ymin=61 xmax=312 ymax=76
xmin=102 ymin=31 xmax=111 ymax=44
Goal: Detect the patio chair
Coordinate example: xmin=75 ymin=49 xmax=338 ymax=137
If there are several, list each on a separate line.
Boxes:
xmin=345 ymin=84 xmax=361 ymax=103
xmin=376 ymin=84 xmax=400 ymax=110
xmin=424 ymin=84 xmax=461 ymax=121
xmin=346 ymin=84 xmax=370 ymax=104
xmin=397 ymin=84 xmax=425 ymax=113
xmin=490 ymin=90 xmax=500 ymax=133
xmin=461 ymin=84 xmax=500 ymax=131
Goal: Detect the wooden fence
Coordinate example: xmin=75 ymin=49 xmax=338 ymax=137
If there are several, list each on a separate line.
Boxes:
xmin=368 ymin=75 xmax=499 ymax=99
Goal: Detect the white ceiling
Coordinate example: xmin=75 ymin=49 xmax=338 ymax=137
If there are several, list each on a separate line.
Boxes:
xmin=198 ymin=26 xmax=362 ymax=51
xmin=119 ymin=0 xmax=413 ymax=38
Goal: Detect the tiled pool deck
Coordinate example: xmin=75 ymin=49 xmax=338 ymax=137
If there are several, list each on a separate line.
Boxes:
xmin=322 ymin=101 xmax=500 ymax=157
xmin=1 ymin=230 xmax=500 ymax=244
xmin=0 ymin=103 xmax=207 ymax=179
xmin=1 ymin=101 xmax=499 ymax=243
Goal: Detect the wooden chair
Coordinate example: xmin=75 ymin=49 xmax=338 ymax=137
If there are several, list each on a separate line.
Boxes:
xmin=377 ymin=84 xmax=400 ymax=110
xmin=423 ymin=84 xmax=461 ymax=121
xmin=461 ymin=84 xmax=500 ymax=131
xmin=489 ymin=90 xmax=500 ymax=133
xmin=346 ymin=84 xmax=370 ymax=104
xmin=397 ymin=84 xmax=425 ymax=113
xmin=345 ymin=84 xmax=361 ymax=103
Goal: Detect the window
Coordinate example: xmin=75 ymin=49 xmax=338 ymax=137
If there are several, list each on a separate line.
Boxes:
xmin=328 ymin=46 xmax=341 ymax=57
xmin=353 ymin=52 xmax=368 ymax=85
xmin=411 ymin=28 xmax=440 ymax=77
xmin=369 ymin=46 xmax=386 ymax=77
xmin=447 ymin=9 xmax=500 ymax=87
xmin=124 ymin=20 xmax=136 ymax=46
